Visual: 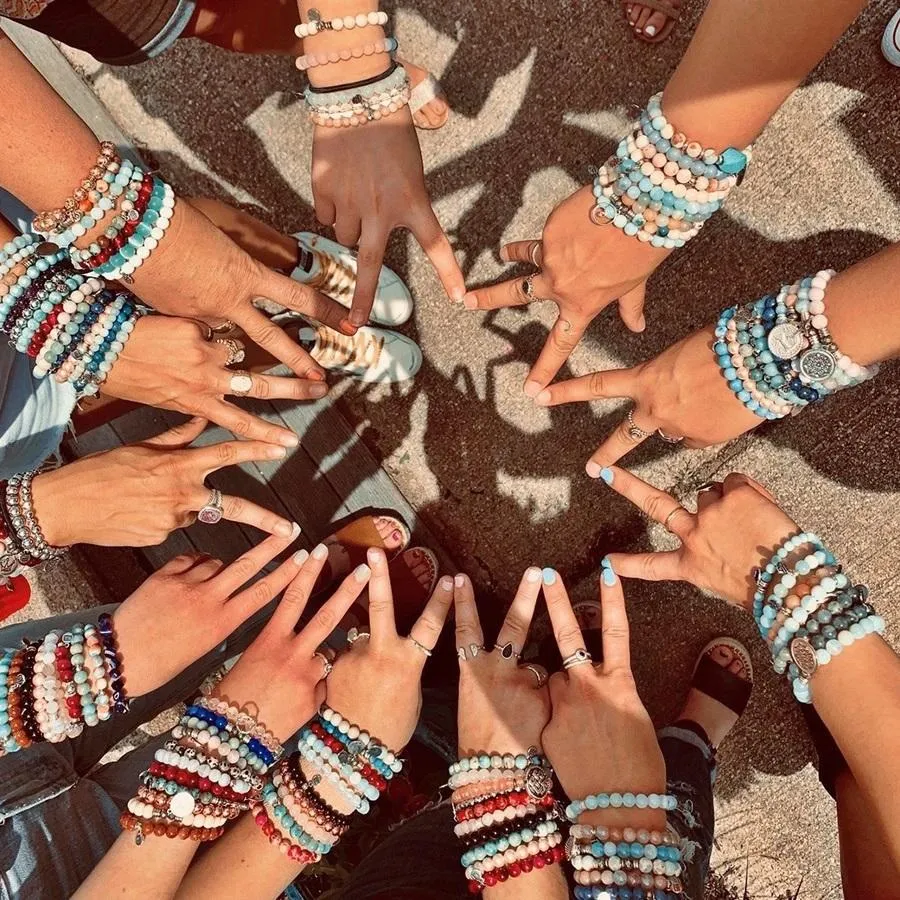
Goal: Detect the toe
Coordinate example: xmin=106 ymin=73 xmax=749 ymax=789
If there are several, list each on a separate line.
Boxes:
xmin=643 ymin=10 xmax=667 ymax=38
xmin=635 ymin=6 xmax=653 ymax=32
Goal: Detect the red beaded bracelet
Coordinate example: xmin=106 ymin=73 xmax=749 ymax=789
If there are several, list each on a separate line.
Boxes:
xmin=467 ymin=846 xmax=566 ymax=893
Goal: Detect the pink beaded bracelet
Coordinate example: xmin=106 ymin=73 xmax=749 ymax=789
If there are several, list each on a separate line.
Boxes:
xmin=296 ymin=36 xmax=397 ymax=71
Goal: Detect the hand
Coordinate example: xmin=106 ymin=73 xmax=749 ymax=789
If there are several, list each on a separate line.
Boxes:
xmin=127 ymin=196 xmax=352 ymax=378
xmin=31 ymin=417 xmax=295 ymax=547
xmin=540 ymin=568 xmax=665 ymax=829
xmin=112 ymin=529 xmax=304 ymax=697
xmin=534 ymin=325 xmax=762 ymax=473
xmin=462 ymin=184 xmax=670 ymax=394
xmin=213 ymin=545 xmax=372 ymax=741
xmin=103 ymin=316 xmax=327 ymax=448
xmin=311 ymin=115 xmax=465 ymax=326
xmin=324 ymin=547 xmax=453 ymax=752
xmin=453 ymin=569 xmax=551 ymax=755
xmin=601 ymin=466 xmax=798 ymax=609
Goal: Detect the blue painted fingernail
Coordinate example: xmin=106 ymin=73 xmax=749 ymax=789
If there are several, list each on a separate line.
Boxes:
xmin=599 ymin=467 xmax=614 ymax=485
xmin=542 ymin=567 xmax=557 ymax=585
xmin=600 ymin=556 xmax=612 ymax=569
xmin=602 ymin=565 xmax=617 ymax=586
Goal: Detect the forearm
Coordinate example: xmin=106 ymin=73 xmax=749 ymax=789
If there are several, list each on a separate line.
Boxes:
xmin=663 ymin=0 xmax=867 ymax=148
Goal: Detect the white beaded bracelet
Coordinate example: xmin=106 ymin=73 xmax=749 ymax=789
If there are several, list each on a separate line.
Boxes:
xmin=295 ymin=9 xmax=387 ymax=38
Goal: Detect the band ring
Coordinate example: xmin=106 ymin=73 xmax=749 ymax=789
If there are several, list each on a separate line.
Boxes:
xmin=662 ymin=507 xmax=688 ymax=532
xmin=457 ymin=643 xmax=485 ymax=662
xmin=657 ymin=429 xmax=684 ymax=444
xmin=229 ymin=370 xmax=254 ymax=397
xmin=696 ymin=482 xmax=719 ymax=495
xmin=523 ymin=664 xmax=548 ymax=687
xmin=495 ymin=641 xmax=522 ymax=661
xmin=562 ymin=648 xmax=593 ymax=670
xmin=197 ymin=488 xmax=225 ymax=525
xmin=625 ymin=409 xmax=654 ymax=442
xmin=314 ymin=651 xmax=334 ymax=678
xmin=529 ymin=241 xmax=542 ymax=267
xmin=347 ymin=628 xmax=371 ymax=646
xmin=216 ymin=338 xmax=246 ymax=367
xmin=407 ymin=636 xmax=432 ymax=658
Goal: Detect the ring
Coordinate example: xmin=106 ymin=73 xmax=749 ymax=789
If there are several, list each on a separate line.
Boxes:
xmin=657 ymin=429 xmax=684 ymax=444
xmin=407 ymin=636 xmax=432 ymax=658
xmin=662 ymin=506 xmax=688 ymax=533
xmin=697 ymin=482 xmax=719 ymax=494
xmin=529 ymin=241 xmax=542 ymax=267
xmin=523 ymin=664 xmax=548 ymax=687
xmin=521 ymin=275 xmax=535 ymax=300
xmin=562 ymin=648 xmax=593 ymax=670
xmin=314 ymin=651 xmax=334 ymax=678
xmin=457 ymin=643 xmax=487 ymax=662
xmin=197 ymin=488 xmax=225 ymax=525
xmin=229 ymin=370 xmax=254 ymax=397
xmin=216 ymin=338 xmax=246 ymax=367
xmin=210 ymin=320 xmax=237 ymax=334
xmin=494 ymin=641 xmax=522 ymax=661
xmin=347 ymin=627 xmax=371 ymax=645
xmin=625 ymin=409 xmax=654 ymax=442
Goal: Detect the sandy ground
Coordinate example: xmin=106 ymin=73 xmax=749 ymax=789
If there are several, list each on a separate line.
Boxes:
xmin=26 ymin=1 xmax=900 ymax=896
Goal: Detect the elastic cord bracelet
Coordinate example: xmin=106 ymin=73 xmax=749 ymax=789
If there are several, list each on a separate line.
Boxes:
xmin=296 ymin=36 xmax=397 ymax=71
xmin=305 ymin=60 xmax=399 ymax=94
xmin=295 ymin=8 xmax=388 ymax=38
xmin=565 ymin=792 xmax=677 ymax=822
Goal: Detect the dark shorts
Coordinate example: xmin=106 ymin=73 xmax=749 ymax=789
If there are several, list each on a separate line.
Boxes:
xmin=4 ymin=0 xmax=196 ymax=65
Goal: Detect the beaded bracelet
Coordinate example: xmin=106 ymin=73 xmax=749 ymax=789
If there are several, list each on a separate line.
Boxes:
xmin=296 ymin=36 xmax=397 ymax=71
xmin=565 ymin=792 xmax=677 ymax=822
xmin=294 ymin=8 xmax=388 ymax=38
xmin=304 ymin=63 xmax=410 ymax=128
xmin=4 ymin=473 xmax=66 ymax=564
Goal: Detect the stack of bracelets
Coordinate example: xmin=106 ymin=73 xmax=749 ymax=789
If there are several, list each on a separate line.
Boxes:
xmin=449 ymin=748 xmax=564 ymax=892
xmin=590 ymin=92 xmax=751 ymax=249
xmin=0 ymin=612 xmax=128 ymax=755
xmin=753 ymin=534 xmax=885 ymax=703
xmin=714 ymin=270 xmax=878 ymax=420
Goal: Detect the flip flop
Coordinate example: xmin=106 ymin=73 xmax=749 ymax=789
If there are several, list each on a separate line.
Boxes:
xmin=409 ymin=73 xmax=449 ymax=130
xmin=622 ymin=0 xmax=681 ymax=43
xmin=691 ymin=638 xmax=754 ymax=718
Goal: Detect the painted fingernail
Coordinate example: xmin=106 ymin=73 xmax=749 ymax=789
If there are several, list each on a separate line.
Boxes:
xmin=441 ymin=576 xmax=454 ymax=590
xmin=462 ymin=293 xmax=478 ymax=310
xmin=267 ymin=445 xmax=288 ymax=459
xmin=644 ymin=24 xmax=657 ymax=36
xmin=600 ymin=556 xmax=612 ymax=570
xmin=526 ymin=567 xmax=541 ymax=583
xmin=454 ymin=573 xmax=466 ymax=587
xmin=586 ymin=461 xmax=602 ymax=479
xmin=293 ymin=549 xmax=309 ymax=565
xmin=367 ymin=547 xmax=384 ymax=564
xmin=312 ymin=543 xmax=328 ymax=560
xmin=291 ymin=522 xmax=302 ymax=538
xmin=340 ymin=319 xmax=357 ymax=335
xmin=279 ymin=432 xmax=300 ymax=448
xmin=523 ymin=380 xmax=542 ymax=399
xmin=599 ymin=467 xmax=614 ymax=485
xmin=603 ymin=565 xmax=617 ymax=586
xmin=309 ymin=383 xmax=328 ymax=399
xmin=535 ymin=389 xmax=552 ymax=406
xmin=354 ymin=564 xmax=371 ymax=582
xmin=275 ymin=521 xmax=294 ymax=536
xmin=542 ymin=567 xmax=557 ymax=585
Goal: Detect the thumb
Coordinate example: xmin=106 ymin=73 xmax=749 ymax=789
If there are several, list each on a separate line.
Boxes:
xmin=617 ymin=281 xmax=647 ymax=333
xmin=142 ymin=416 xmax=208 ymax=449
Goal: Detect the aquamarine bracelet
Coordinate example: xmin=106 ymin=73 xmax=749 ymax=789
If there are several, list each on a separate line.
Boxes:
xmin=565 ymin=792 xmax=677 ymax=822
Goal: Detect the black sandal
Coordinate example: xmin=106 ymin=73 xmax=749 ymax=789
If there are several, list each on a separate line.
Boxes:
xmin=691 ymin=638 xmax=754 ymax=719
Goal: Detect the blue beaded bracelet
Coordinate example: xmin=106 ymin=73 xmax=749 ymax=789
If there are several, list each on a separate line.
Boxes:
xmin=565 ymin=792 xmax=677 ymax=822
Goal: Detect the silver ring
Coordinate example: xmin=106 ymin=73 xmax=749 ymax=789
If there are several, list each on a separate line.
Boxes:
xmin=625 ymin=409 xmax=654 ymax=442
xmin=494 ymin=641 xmax=522 ymax=661
xmin=407 ymin=636 xmax=432 ymax=658
xmin=314 ymin=651 xmax=334 ymax=678
xmin=457 ymin=643 xmax=486 ymax=662
xmin=697 ymin=482 xmax=719 ymax=495
xmin=529 ymin=241 xmax=542 ymax=267
xmin=197 ymin=488 xmax=224 ymax=525
xmin=229 ymin=370 xmax=254 ymax=397
xmin=657 ymin=429 xmax=684 ymax=444
xmin=347 ymin=628 xmax=371 ymax=645
xmin=210 ymin=320 xmax=237 ymax=334
xmin=562 ymin=648 xmax=593 ymax=670
xmin=523 ymin=664 xmax=548 ymax=687
xmin=521 ymin=275 xmax=535 ymax=300
xmin=216 ymin=338 xmax=246 ymax=367
xmin=662 ymin=507 xmax=688 ymax=533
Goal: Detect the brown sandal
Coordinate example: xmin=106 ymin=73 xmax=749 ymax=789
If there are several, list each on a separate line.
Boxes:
xmin=622 ymin=0 xmax=682 ymax=43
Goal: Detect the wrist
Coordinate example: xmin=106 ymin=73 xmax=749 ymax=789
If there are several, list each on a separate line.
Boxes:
xmin=28 ymin=470 xmax=72 ymax=548
xmin=304 ymin=34 xmax=389 ymax=88
xmin=298 ymin=757 xmax=358 ymax=816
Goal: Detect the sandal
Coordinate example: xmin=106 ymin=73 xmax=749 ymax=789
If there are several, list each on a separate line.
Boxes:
xmin=402 ymin=60 xmax=450 ymax=131
xmin=622 ymin=0 xmax=682 ymax=43
xmin=691 ymin=637 xmax=754 ymax=719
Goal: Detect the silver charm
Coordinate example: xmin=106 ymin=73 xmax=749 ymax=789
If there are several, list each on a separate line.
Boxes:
xmin=797 ymin=347 xmax=836 ymax=382
xmin=790 ymin=636 xmax=818 ymax=679
xmin=524 ymin=764 xmax=553 ymax=800
xmin=767 ymin=322 xmax=804 ymax=360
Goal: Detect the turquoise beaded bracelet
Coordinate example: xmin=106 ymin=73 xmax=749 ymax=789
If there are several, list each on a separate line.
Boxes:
xmin=565 ymin=792 xmax=677 ymax=822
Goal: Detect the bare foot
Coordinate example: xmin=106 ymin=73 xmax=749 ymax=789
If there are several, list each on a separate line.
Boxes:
xmin=399 ymin=58 xmax=449 ymax=130
xmin=624 ymin=0 xmax=682 ymax=41
xmin=678 ymin=643 xmax=751 ymax=748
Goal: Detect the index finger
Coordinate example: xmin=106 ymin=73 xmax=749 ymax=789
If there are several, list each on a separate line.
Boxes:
xmin=452 ymin=573 xmax=485 ymax=655
xmin=598 ymin=560 xmax=631 ymax=674
xmin=267 ymin=542 xmax=329 ymax=634
xmin=461 ymin=271 xmax=553 ymax=312
xmin=190 ymin=438 xmax=291 ymax=476
xmin=234 ymin=305 xmax=330 ymax=382
xmin=212 ymin=524 xmax=302 ymax=599
xmin=259 ymin=266 xmax=350 ymax=337
xmin=524 ymin=312 xmax=590 ymax=397
xmin=407 ymin=577 xmax=454 ymax=664
xmin=597 ymin=465 xmax=695 ymax=541
xmin=541 ymin=568 xmax=592 ymax=677
xmin=348 ymin=229 xmax=388 ymax=328
xmin=533 ymin=368 xmax=639 ymax=408
xmin=296 ymin=563 xmax=371 ymax=652
xmin=409 ymin=208 xmax=466 ymax=304
xmin=584 ymin=409 xmax=655 ymax=474
xmin=365 ymin=546 xmax=398 ymax=648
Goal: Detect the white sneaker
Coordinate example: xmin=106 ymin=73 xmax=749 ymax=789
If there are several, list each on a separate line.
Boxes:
xmin=298 ymin=324 xmax=422 ymax=383
xmin=884 ymin=10 xmax=900 ymax=66
xmin=290 ymin=233 xmax=413 ymax=327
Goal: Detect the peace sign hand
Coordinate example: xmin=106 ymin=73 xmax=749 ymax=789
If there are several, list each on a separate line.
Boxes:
xmin=454 ymin=569 xmax=551 ymax=756
xmin=540 ymin=568 xmax=666 ymax=830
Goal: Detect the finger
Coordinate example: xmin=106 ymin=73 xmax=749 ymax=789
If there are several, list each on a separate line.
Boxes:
xmin=696 ymin=481 xmax=724 ymax=512
xmin=495 ymin=567 xmax=542 ymax=649
xmin=452 ymin=573 xmax=484 ymax=653
xmin=191 ymin=439 xmax=294 ymax=477
xmin=296 ymin=562 xmax=371 ymax=652
xmin=333 ymin=217 xmax=361 ymax=251
xmin=407 ymin=575 xmax=454 ymax=663
xmin=500 ymin=240 xmax=542 ymax=268
xmin=212 ymin=525 xmax=302 ymax=598
xmin=584 ymin=410 xmax=655 ymax=474
xmin=204 ymin=398 xmax=299 ymax=449
xmin=723 ymin=472 xmax=778 ymax=504
xmin=142 ymin=416 xmax=208 ymax=449
xmin=365 ymin=546 xmax=398 ymax=648
xmin=221 ymin=494 xmax=296 ymax=536
xmin=604 ymin=550 xmax=684 ymax=583
xmin=314 ymin=193 xmax=336 ymax=228
xmin=461 ymin=271 xmax=554 ymax=312
xmin=533 ymin=368 xmax=639 ymax=408
xmin=348 ymin=228 xmax=388 ymax=328
xmin=156 ymin=553 xmax=204 ymax=577
xmin=235 ymin=304 xmax=329 ymax=381
xmin=218 ymin=370 xmax=329 ymax=403
xmin=595 ymin=464 xmax=695 ymax=540
xmin=541 ymin=569 xmax=592 ymax=677
xmin=524 ymin=312 xmax=591 ymax=397
xmin=548 ymin=670 xmax=568 ymax=705
xmin=597 ymin=560 xmax=631 ymax=673
xmin=410 ymin=208 xmax=466 ymax=304
xmin=182 ymin=556 xmax=226 ymax=583
xmin=268 ymin=543 xmax=329 ymax=633
xmin=617 ymin=281 xmax=647 ymax=333
xmin=227 ymin=544 xmax=313 ymax=625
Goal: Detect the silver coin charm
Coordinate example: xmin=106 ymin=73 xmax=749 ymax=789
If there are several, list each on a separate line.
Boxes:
xmin=797 ymin=347 xmax=836 ymax=382
xmin=789 ymin=637 xmax=818 ymax=679
xmin=767 ymin=322 xmax=804 ymax=360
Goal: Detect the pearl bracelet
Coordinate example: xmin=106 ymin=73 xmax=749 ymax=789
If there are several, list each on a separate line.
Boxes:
xmin=295 ymin=9 xmax=387 ymax=38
